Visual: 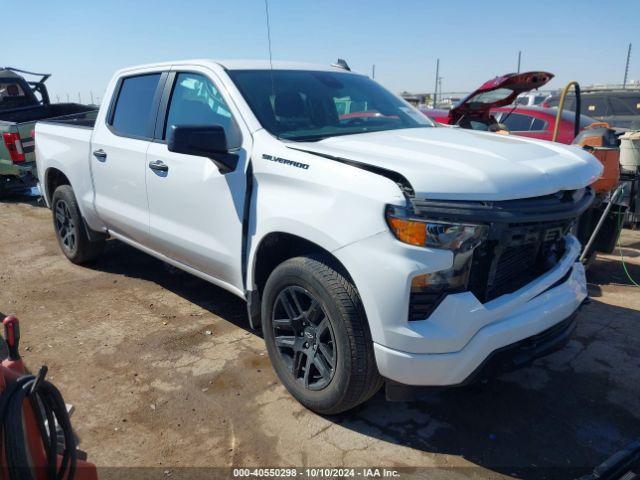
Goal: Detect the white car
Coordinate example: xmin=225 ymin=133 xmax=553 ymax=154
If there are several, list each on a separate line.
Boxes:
xmin=35 ymin=59 xmax=603 ymax=414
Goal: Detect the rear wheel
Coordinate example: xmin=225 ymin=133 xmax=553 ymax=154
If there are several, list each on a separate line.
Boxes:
xmin=51 ymin=185 xmax=105 ymax=264
xmin=262 ymin=254 xmax=383 ymax=414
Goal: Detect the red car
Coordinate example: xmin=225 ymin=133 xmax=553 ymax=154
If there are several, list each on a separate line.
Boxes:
xmin=491 ymin=106 xmax=597 ymax=144
xmin=421 ymin=71 xmax=597 ymax=144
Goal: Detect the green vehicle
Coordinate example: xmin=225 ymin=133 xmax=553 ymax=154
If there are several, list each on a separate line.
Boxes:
xmin=0 ymin=67 xmax=96 ymax=196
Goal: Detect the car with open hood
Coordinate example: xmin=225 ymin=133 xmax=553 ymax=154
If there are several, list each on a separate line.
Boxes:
xmin=421 ymin=71 xmax=603 ymax=145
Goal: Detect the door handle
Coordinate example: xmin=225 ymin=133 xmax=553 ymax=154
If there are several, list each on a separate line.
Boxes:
xmin=148 ymin=160 xmax=169 ymax=173
xmin=93 ymin=149 xmax=107 ymax=161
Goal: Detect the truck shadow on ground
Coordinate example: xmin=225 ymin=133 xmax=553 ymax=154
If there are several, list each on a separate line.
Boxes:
xmin=89 ymin=240 xmax=639 ymax=480
xmin=0 ymin=195 xmax=44 ymax=207
xmin=89 ymin=239 xmax=252 ymax=334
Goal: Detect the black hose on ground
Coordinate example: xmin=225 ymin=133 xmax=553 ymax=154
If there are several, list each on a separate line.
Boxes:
xmin=0 ymin=368 xmax=77 ymax=480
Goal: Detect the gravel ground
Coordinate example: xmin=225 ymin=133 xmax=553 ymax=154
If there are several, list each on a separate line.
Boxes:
xmin=1 ymin=198 xmax=639 ymax=480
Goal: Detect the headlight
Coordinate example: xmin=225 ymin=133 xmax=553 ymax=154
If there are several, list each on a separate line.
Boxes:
xmin=386 ymin=205 xmax=489 ymax=321
xmin=386 ymin=206 xmax=487 ymax=250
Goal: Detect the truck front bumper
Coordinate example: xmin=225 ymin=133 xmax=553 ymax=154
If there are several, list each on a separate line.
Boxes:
xmin=333 ymin=231 xmax=587 ymax=387
xmin=373 ymin=258 xmax=585 ymax=386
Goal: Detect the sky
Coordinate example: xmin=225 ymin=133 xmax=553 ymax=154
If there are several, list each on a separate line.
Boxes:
xmin=4 ymin=0 xmax=639 ymax=104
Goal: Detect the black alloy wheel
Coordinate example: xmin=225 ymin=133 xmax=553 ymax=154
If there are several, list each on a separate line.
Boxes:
xmin=271 ymin=286 xmax=336 ymax=390
xmin=54 ymin=198 xmax=77 ymax=255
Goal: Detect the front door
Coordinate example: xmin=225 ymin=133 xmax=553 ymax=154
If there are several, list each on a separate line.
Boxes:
xmin=145 ymin=69 xmax=248 ymax=293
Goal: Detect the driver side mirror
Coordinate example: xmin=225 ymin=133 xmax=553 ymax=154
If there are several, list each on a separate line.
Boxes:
xmin=168 ymin=125 xmax=238 ymax=173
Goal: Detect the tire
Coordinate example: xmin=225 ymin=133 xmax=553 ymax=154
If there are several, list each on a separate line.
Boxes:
xmin=261 ymin=254 xmax=383 ymax=414
xmin=51 ymin=185 xmax=105 ymax=264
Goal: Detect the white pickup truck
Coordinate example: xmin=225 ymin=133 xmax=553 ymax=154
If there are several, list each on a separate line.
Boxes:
xmin=36 ymin=59 xmax=602 ymax=414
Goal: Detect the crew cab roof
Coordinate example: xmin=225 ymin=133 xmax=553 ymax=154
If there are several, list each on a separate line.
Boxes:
xmin=217 ymin=59 xmax=354 ymax=72
xmin=115 ymin=59 xmax=357 ymax=75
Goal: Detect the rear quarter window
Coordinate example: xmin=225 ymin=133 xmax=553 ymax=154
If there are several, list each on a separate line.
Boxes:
xmin=109 ymin=73 xmax=162 ymax=138
xmin=502 ymin=113 xmax=534 ymax=131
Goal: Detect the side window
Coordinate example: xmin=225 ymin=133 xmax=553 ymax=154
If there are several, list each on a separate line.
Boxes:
xmin=110 ymin=73 xmax=161 ymax=138
xmin=164 ymin=72 xmax=240 ymax=147
xmin=502 ymin=113 xmax=534 ymax=131
xmin=610 ymin=96 xmax=638 ymax=115
xmin=531 ymin=118 xmax=548 ymax=131
xmin=583 ymin=96 xmax=608 ymax=116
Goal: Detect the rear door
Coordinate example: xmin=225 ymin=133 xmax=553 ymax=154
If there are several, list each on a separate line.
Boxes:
xmin=91 ymin=71 xmax=166 ymax=244
xmin=144 ymin=67 xmax=249 ymax=293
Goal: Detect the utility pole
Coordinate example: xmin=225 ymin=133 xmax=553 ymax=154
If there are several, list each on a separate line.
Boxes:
xmin=371 ymin=64 xmax=375 ymax=80
xmin=438 ymin=76 xmax=443 ymax=105
xmin=623 ymin=43 xmax=632 ymax=88
xmin=66 ymin=93 xmax=70 ymax=102
xmin=78 ymin=92 xmax=82 ymax=103
xmin=517 ymin=51 xmax=522 ymax=73
xmin=90 ymin=90 xmax=94 ymax=105
xmin=433 ymin=58 xmax=439 ymax=108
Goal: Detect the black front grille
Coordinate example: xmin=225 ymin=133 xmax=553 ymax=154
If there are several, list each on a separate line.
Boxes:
xmin=406 ymin=189 xmax=592 ymax=320
xmin=489 ymin=243 xmax=539 ymax=298
xmin=468 ymin=221 xmax=571 ymax=303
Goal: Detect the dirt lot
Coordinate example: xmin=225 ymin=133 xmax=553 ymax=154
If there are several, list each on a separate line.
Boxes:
xmin=1 ymin=198 xmax=639 ymax=479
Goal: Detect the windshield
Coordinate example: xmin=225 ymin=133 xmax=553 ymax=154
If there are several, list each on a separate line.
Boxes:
xmin=228 ymin=70 xmax=433 ymax=141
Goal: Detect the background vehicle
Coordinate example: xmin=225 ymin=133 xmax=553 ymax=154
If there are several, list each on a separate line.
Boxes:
xmin=420 ymin=71 xmax=599 ymax=144
xmin=514 ymin=91 xmax=549 ymax=107
xmin=423 ymin=104 xmax=597 ymax=144
xmin=491 ymin=106 xmax=597 ymax=144
xmin=36 ymin=60 xmax=602 ymax=414
xmin=0 ymin=67 xmax=96 ymax=195
xmin=542 ymin=88 xmax=640 ymax=130
xmin=420 ymin=71 xmax=554 ymax=128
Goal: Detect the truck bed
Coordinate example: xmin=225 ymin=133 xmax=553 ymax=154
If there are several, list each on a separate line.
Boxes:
xmin=34 ymin=119 xmax=96 ymax=206
xmin=40 ymin=110 xmax=97 ymax=128
xmin=0 ymin=103 xmax=95 ymax=125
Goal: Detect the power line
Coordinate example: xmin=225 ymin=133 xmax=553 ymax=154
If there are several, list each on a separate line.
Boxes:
xmin=623 ymin=43 xmax=632 ymax=88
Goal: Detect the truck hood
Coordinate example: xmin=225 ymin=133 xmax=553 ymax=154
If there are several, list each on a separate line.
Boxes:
xmin=290 ymin=126 xmax=603 ymax=201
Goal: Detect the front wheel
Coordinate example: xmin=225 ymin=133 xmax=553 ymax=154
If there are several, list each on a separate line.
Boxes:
xmin=261 ymin=255 xmax=383 ymax=414
xmin=51 ymin=185 xmax=105 ymax=264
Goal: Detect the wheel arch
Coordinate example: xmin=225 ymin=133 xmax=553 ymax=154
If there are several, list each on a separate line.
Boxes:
xmin=44 ymin=167 xmax=71 ymax=205
xmin=45 ymin=168 xmax=106 ymax=243
xmin=247 ymin=231 xmax=356 ymax=329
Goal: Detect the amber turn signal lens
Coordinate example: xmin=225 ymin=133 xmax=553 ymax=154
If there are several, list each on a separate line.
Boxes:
xmin=387 ymin=217 xmax=426 ymax=247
